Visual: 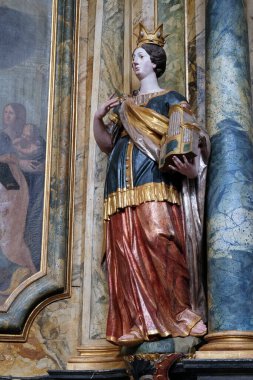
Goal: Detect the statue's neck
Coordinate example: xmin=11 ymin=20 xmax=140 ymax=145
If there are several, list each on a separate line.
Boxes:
xmin=138 ymin=72 xmax=163 ymax=94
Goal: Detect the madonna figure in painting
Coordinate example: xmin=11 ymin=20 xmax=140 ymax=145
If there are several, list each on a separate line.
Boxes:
xmin=0 ymin=103 xmax=37 ymax=305
xmin=94 ymin=24 xmax=210 ymax=346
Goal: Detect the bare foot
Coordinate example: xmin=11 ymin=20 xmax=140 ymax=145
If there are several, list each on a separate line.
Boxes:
xmin=190 ymin=320 xmax=207 ymax=336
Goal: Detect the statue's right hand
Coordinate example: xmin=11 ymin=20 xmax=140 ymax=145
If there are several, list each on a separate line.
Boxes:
xmin=94 ymin=94 xmax=120 ymax=120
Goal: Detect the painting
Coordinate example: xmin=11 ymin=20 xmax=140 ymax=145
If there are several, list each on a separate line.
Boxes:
xmin=0 ymin=0 xmax=76 ymax=339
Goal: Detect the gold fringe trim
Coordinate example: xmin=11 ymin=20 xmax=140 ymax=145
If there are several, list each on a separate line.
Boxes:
xmin=104 ymin=182 xmax=180 ymax=220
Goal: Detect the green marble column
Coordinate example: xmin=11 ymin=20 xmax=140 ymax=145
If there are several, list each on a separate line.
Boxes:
xmin=200 ymin=0 xmax=253 ymax=356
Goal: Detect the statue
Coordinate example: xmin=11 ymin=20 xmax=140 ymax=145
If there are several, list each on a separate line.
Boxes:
xmin=93 ymin=23 xmax=210 ymax=346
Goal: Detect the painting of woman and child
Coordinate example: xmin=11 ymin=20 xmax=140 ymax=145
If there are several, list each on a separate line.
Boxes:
xmin=0 ymin=0 xmax=52 ymax=307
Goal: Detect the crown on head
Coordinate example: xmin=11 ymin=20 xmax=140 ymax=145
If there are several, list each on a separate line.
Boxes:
xmin=135 ymin=23 xmax=167 ymax=47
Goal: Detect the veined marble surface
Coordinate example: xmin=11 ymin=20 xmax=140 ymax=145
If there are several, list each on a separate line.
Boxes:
xmin=0 ymin=288 xmax=80 ymax=376
xmin=158 ymin=0 xmax=186 ymax=95
xmin=206 ymin=0 xmax=253 ymax=332
xmin=89 ymin=0 xmax=124 ymax=340
xmin=187 ymin=0 xmax=205 ymax=125
xmin=247 ymin=0 xmax=253 ymax=105
xmin=207 ymin=123 xmax=253 ymax=331
xmin=206 ymin=0 xmax=252 ymax=137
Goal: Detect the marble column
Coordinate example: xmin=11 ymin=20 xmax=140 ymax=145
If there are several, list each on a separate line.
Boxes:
xmin=196 ymin=0 xmax=253 ymax=358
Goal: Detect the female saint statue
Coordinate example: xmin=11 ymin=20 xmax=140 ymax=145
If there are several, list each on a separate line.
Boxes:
xmin=94 ymin=24 xmax=210 ymax=346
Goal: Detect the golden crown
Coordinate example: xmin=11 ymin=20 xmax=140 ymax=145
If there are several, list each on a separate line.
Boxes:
xmin=135 ymin=23 xmax=167 ymax=47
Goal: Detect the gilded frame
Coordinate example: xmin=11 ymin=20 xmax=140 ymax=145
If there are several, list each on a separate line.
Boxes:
xmin=0 ymin=0 xmax=76 ymax=340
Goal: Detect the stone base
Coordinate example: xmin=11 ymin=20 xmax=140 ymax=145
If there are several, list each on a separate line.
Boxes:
xmin=48 ymin=359 xmax=253 ymax=379
xmin=0 ymin=359 xmax=251 ymax=379
xmin=170 ymin=359 xmax=253 ymax=379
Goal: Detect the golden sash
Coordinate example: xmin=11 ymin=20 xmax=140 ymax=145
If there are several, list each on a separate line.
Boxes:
xmin=119 ymin=98 xmax=169 ymax=162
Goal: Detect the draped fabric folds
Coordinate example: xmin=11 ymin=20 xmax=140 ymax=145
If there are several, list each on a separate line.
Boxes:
xmin=119 ymin=98 xmax=168 ymax=162
xmin=106 ymin=202 xmax=201 ymax=342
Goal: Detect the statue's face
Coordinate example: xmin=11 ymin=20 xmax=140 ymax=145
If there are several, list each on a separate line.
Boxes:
xmin=132 ymin=47 xmax=156 ymax=80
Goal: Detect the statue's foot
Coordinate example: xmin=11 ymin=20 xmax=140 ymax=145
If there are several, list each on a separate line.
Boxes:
xmin=190 ymin=320 xmax=207 ymax=337
xmin=117 ymin=330 xmax=144 ymax=346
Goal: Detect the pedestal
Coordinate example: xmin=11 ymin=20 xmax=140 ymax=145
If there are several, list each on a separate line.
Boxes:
xmin=196 ymin=332 xmax=253 ymax=359
xmin=67 ymin=342 xmax=125 ymax=370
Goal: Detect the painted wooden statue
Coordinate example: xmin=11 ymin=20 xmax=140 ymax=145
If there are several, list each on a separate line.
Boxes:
xmin=94 ymin=23 xmax=210 ymax=346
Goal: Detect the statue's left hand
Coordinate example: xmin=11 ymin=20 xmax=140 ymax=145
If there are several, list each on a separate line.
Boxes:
xmin=169 ymin=155 xmax=198 ymax=179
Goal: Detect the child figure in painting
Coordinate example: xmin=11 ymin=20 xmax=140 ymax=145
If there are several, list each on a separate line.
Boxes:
xmin=0 ymin=104 xmax=37 ymax=300
xmin=13 ymin=123 xmax=45 ymax=164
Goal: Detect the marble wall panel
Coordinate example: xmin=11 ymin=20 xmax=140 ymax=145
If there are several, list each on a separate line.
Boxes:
xmin=0 ymin=287 xmax=81 ymax=376
xmin=0 ymin=0 xmax=88 ymax=375
xmin=71 ymin=0 xmax=89 ymax=288
xmin=90 ymin=0 xmax=124 ymax=340
xmin=158 ymin=0 xmax=186 ymax=95
xmin=187 ymin=0 xmax=205 ymax=124
xmin=78 ymin=0 xmax=96 ymax=269
xmin=130 ymin=0 xmax=157 ymax=91
xmin=131 ymin=0 xmax=155 ymax=31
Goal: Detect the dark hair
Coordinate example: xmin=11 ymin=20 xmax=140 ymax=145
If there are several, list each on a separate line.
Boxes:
xmin=141 ymin=43 xmax=167 ymax=78
xmin=3 ymin=103 xmax=26 ymax=136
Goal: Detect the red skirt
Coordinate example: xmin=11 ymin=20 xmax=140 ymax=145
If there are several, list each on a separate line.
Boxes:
xmin=105 ymin=201 xmax=201 ymax=343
